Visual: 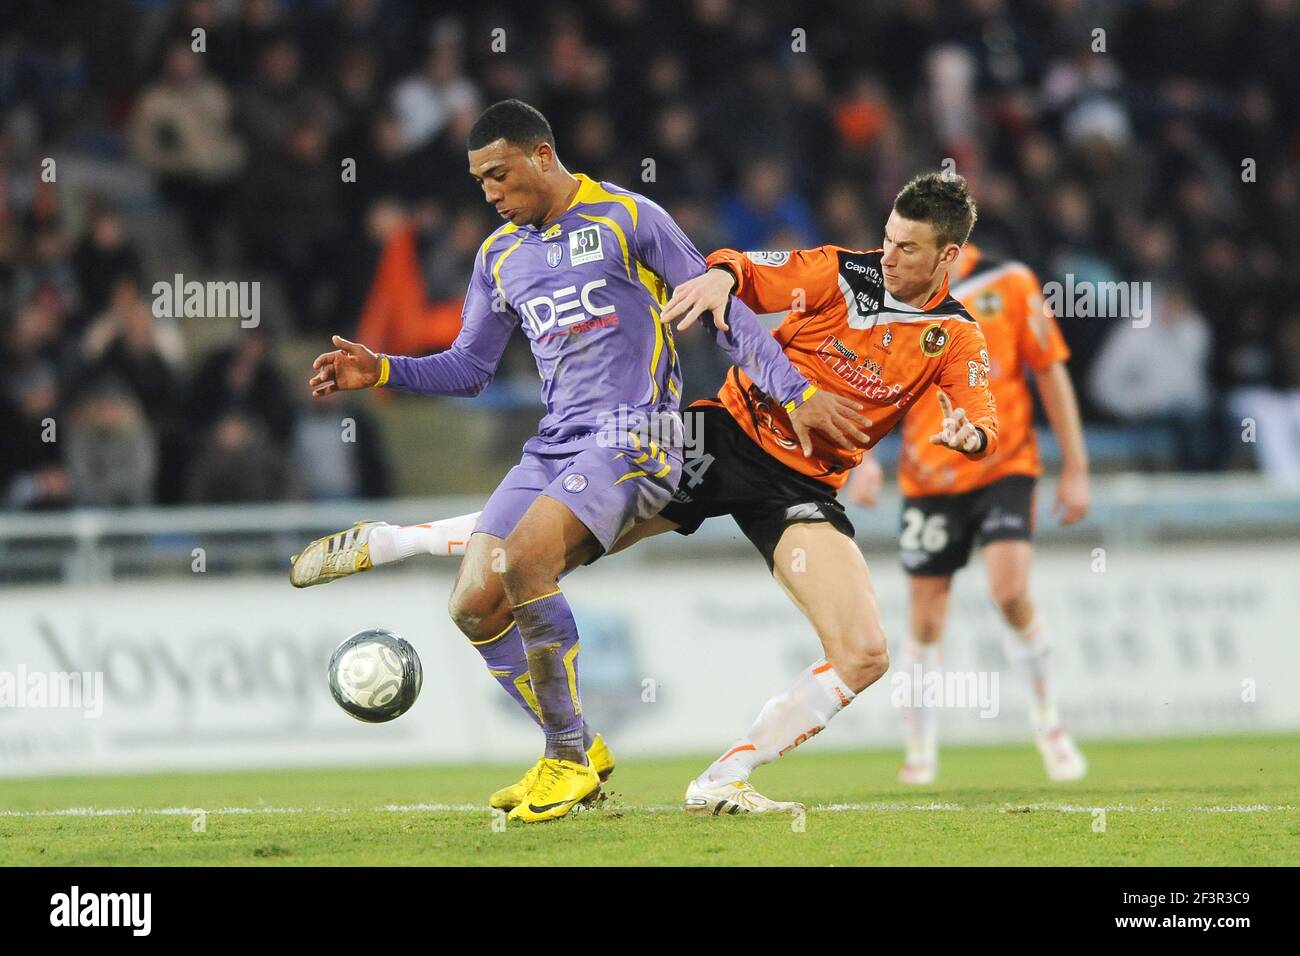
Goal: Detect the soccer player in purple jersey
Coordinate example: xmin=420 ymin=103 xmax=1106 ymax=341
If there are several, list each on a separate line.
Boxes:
xmin=296 ymin=100 xmax=868 ymax=822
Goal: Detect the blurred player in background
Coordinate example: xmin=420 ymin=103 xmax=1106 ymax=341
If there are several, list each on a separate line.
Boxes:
xmin=848 ymin=242 xmax=1091 ymax=783
xmin=300 ymin=174 xmax=1004 ymax=814
xmin=295 ymin=99 xmax=863 ymax=822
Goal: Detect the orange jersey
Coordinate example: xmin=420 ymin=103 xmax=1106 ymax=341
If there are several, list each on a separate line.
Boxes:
xmin=899 ymin=246 xmax=1069 ymax=497
xmin=704 ymin=245 xmax=999 ymax=490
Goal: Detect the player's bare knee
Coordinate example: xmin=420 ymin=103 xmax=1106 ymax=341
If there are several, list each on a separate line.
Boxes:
xmin=994 ymin=589 xmax=1032 ymax=626
xmin=830 ymin=634 xmax=889 ymax=693
xmin=448 ymin=586 xmax=507 ymax=642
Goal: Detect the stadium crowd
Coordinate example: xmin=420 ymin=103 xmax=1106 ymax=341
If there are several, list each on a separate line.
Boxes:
xmin=2 ymin=0 xmax=1299 ymax=509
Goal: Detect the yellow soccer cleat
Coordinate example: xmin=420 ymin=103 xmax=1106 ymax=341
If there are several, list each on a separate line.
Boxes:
xmin=587 ymin=733 xmax=616 ymax=783
xmin=507 ymin=757 xmax=601 ymax=823
xmin=489 ymin=734 xmax=615 ymax=811
xmin=489 ymin=758 xmax=543 ymax=812
xmin=290 ymin=520 xmax=388 ymax=588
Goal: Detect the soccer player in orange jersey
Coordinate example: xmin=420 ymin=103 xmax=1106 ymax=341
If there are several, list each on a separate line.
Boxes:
xmin=293 ymin=173 xmax=1000 ymax=813
xmin=848 ymin=242 xmax=1091 ymax=783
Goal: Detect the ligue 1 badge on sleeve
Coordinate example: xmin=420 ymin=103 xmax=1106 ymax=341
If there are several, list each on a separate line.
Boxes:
xmin=547 ymin=243 xmax=563 ymax=268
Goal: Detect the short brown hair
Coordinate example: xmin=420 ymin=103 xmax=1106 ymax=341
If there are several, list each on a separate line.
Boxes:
xmin=893 ymin=172 xmax=978 ymax=248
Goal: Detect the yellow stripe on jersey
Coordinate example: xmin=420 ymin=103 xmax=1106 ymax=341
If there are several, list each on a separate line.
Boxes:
xmin=634 ymin=259 xmax=671 ymax=405
xmin=492 ymin=234 xmax=526 ymax=303
xmin=568 ymin=174 xmax=639 ymax=230
xmin=635 ymin=260 xmax=668 ymax=306
xmin=479 ymin=222 xmax=519 ymax=268
xmin=664 ymin=318 xmax=680 ymax=398
xmin=647 ymin=305 xmax=664 ymax=403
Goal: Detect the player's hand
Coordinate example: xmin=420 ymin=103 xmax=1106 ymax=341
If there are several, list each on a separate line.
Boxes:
xmin=788 ymin=389 xmax=872 ymax=457
xmin=928 ymin=390 xmax=985 ymax=454
xmin=1054 ymin=466 xmax=1090 ymax=525
xmin=309 ymin=335 xmax=381 ymax=396
xmin=661 ymin=268 xmax=735 ymax=332
xmin=846 ymin=454 xmax=883 ymax=507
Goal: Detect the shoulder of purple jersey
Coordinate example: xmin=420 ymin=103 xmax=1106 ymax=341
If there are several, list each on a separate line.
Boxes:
xmin=477 ymin=222 xmax=521 ymax=270
xmin=588 ymin=179 xmax=670 ymax=230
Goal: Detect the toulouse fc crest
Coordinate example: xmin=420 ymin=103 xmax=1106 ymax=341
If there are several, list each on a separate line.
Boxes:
xmin=547 ymin=244 xmax=563 ymax=268
xmin=562 ymin=473 xmax=588 ymax=493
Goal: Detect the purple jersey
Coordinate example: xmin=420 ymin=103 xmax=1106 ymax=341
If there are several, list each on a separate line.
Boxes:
xmin=380 ymin=174 xmax=812 ymax=449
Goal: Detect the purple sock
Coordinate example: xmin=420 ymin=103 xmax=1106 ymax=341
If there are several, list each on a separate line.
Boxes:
xmin=472 ymin=622 xmax=597 ymax=749
xmin=510 ymin=590 xmax=587 ymax=762
xmin=473 ymin=623 xmax=542 ymax=727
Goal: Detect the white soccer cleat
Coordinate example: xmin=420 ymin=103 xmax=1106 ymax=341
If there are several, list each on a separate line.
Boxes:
xmin=898 ymin=757 xmax=938 ymax=785
xmin=683 ymin=778 xmax=805 ymax=816
xmin=290 ymin=520 xmax=389 ymax=588
xmin=1036 ymin=726 xmax=1087 ymax=781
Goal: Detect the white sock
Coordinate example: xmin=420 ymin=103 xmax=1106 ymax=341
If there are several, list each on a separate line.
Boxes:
xmin=368 ymin=512 xmax=482 ymax=565
xmin=901 ymin=636 xmax=940 ymax=763
xmin=699 ymin=659 xmax=856 ymax=786
xmin=1001 ymin=615 xmax=1058 ymax=731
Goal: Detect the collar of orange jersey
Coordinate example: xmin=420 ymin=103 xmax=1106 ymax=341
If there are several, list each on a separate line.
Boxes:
xmin=919 ymin=270 xmax=952 ymax=310
xmin=953 ymin=242 xmax=982 ymax=283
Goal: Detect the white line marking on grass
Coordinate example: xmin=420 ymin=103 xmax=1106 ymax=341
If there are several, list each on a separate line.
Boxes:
xmin=997 ymin=803 xmax=1299 ymax=814
xmin=0 ymin=802 xmax=1294 ymax=819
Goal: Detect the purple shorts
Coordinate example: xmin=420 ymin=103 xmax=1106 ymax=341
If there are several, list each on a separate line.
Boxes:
xmin=475 ymin=432 xmax=683 ymax=553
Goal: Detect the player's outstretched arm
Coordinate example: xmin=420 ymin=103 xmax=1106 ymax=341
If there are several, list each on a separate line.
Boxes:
xmin=312 ymin=259 xmax=517 ymax=399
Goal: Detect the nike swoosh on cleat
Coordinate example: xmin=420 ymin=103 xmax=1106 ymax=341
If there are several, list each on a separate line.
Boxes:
xmin=527 ymin=799 xmax=578 ymax=813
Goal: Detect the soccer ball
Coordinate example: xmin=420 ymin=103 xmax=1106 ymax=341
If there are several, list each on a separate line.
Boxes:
xmin=327 ymin=628 xmax=423 ymax=723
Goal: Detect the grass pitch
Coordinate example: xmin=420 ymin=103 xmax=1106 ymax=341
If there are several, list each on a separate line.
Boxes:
xmin=2 ymin=734 xmax=1296 ymax=866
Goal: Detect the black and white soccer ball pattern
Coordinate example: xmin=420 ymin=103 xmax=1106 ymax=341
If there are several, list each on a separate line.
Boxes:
xmin=327 ymin=628 xmax=423 ymax=723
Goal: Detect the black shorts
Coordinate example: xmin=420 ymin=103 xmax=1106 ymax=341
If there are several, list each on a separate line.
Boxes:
xmin=899 ymin=474 xmax=1037 ymax=576
xmin=660 ymin=405 xmax=855 ymax=571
